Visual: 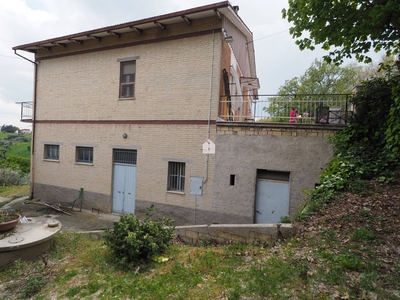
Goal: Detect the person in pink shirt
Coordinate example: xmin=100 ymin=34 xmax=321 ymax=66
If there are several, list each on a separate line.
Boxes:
xmin=289 ymin=107 xmax=298 ymax=123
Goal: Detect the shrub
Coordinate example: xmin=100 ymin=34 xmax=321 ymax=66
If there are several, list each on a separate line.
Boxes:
xmin=104 ymin=205 xmax=175 ymax=265
xmin=0 ymin=168 xmax=28 ymax=186
xmin=0 ymin=156 xmax=30 ymax=175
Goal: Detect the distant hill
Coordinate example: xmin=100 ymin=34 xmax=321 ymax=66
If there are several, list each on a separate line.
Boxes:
xmin=0 ymin=132 xmax=31 ymax=159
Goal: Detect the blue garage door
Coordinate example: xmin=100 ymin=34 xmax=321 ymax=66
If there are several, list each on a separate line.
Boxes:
xmin=255 ymin=170 xmax=290 ymax=223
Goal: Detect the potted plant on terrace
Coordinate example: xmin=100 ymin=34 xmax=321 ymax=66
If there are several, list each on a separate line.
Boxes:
xmin=0 ymin=210 xmax=21 ymax=232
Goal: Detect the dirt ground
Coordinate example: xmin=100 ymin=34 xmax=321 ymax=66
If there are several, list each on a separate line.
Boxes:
xmin=2 ymin=197 xmax=121 ymax=232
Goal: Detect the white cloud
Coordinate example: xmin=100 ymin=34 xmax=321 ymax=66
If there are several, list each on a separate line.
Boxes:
xmin=0 ymin=0 xmax=57 ymax=23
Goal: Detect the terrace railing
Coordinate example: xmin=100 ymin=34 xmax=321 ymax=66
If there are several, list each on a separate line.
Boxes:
xmin=16 ymin=101 xmax=33 ymax=122
xmin=218 ymin=94 xmax=353 ymax=124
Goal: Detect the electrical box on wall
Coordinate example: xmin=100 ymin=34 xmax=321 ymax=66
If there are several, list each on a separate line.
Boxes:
xmin=190 ymin=177 xmax=203 ymax=196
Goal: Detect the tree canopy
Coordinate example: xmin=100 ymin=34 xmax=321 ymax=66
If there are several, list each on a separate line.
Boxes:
xmin=262 ymin=59 xmax=359 ymax=123
xmin=282 ymin=0 xmax=400 ymax=66
xmin=1 ymin=124 xmax=19 ymax=133
xmin=276 ymin=59 xmax=360 ymax=94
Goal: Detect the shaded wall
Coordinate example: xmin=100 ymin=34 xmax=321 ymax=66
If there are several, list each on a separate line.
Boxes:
xmin=212 ymin=122 xmax=343 ymax=222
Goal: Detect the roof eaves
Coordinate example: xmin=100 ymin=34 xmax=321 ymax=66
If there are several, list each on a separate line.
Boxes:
xmin=12 ymin=1 xmax=231 ymax=51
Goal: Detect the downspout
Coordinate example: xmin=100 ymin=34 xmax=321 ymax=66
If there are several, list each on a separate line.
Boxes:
xmin=205 ymin=30 xmax=215 ymax=183
xmin=14 ymin=50 xmax=38 ymax=199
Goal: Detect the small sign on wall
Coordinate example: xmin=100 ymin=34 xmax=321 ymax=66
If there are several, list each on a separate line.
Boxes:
xmin=202 ymin=139 xmax=215 ymax=154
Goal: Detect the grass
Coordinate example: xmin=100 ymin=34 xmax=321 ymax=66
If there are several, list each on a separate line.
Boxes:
xmin=0 ymin=227 xmax=398 ymax=299
xmin=0 ymin=181 xmax=399 ymax=299
xmin=0 ymin=185 xmax=29 ymax=206
xmin=6 ymin=142 xmax=31 ymax=159
xmin=0 ymin=132 xmax=31 ymax=159
xmin=0 ymin=234 xmax=314 ymax=299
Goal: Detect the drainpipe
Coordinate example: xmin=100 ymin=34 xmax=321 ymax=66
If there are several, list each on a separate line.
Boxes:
xmin=14 ymin=50 xmax=38 ymax=199
xmin=204 ymin=30 xmax=215 ymax=184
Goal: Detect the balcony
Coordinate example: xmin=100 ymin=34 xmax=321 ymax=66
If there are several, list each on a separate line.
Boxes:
xmin=16 ymin=102 xmax=33 ymax=122
xmin=218 ymin=94 xmax=353 ymax=125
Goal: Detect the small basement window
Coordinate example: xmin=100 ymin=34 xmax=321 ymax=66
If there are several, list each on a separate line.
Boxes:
xmin=76 ymin=147 xmax=93 ymax=163
xmin=230 ymin=174 xmax=235 ymax=186
xmin=167 ymin=161 xmax=185 ymax=192
xmin=44 ymin=144 xmax=59 ymax=160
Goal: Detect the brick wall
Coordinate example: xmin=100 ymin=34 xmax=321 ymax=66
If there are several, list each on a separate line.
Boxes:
xmin=32 ymin=19 xmax=225 ymax=219
xmin=33 ymin=123 xmax=216 ymax=214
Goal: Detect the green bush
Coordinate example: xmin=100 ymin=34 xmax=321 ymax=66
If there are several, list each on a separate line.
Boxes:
xmin=0 ymin=156 xmax=30 ymax=175
xmin=0 ymin=167 xmax=29 ymax=186
xmin=104 ymin=205 xmax=175 ymax=265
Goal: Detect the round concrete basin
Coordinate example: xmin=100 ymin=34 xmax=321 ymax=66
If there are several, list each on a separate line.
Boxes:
xmin=0 ymin=217 xmax=62 ymax=266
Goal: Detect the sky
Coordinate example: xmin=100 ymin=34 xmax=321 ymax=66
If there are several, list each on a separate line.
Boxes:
xmin=0 ymin=0 xmax=384 ymax=130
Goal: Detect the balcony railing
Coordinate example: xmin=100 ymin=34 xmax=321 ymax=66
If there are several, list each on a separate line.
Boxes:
xmin=16 ymin=101 xmax=33 ymax=122
xmin=218 ymin=94 xmax=353 ymax=124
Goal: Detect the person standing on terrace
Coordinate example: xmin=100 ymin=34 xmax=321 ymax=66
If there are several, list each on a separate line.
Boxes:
xmin=289 ymin=107 xmax=298 ymax=123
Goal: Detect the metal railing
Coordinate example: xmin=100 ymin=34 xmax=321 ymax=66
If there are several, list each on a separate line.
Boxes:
xmin=218 ymin=94 xmax=353 ymax=124
xmin=16 ymin=101 xmax=33 ymax=122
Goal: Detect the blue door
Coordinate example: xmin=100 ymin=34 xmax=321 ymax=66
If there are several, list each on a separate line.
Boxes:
xmin=112 ymin=163 xmax=136 ymax=214
xmin=255 ymin=179 xmax=289 ymax=223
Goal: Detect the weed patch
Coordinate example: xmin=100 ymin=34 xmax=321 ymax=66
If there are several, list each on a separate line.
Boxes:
xmin=20 ymin=274 xmax=46 ymax=298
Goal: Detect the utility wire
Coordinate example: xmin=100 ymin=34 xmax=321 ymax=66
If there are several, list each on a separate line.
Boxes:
xmin=0 ymin=54 xmax=23 ymax=60
xmin=254 ymin=29 xmax=289 ymax=42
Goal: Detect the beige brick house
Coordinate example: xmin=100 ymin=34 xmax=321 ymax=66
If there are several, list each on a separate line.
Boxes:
xmin=13 ymin=1 xmax=259 ymax=224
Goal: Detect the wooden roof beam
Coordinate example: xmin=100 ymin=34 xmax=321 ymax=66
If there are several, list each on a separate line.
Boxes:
xmin=68 ymin=38 xmax=84 ymax=45
xmin=87 ymin=34 xmax=102 ymax=42
xmin=154 ymin=21 xmax=166 ymax=29
xmin=107 ymin=30 xmax=121 ymax=38
xmin=38 ymin=46 xmax=51 ymax=51
xmin=52 ymin=42 xmax=67 ymax=48
xmin=181 ymin=15 xmax=192 ymax=25
xmin=214 ymin=9 xmax=222 ymax=19
xmin=129 ymin=26 xmax=142 ymax=34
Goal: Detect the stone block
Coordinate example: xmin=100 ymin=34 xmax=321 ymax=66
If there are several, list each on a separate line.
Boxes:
xmin=249 ymin=231 xmax=273 ymax=241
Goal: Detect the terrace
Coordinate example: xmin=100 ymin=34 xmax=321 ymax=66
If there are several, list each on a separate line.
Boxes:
xmin=218 ymin=94 xmax=353 ymax=125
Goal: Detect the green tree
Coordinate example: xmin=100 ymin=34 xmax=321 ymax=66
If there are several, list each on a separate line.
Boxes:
xmin=277 ymin=59 xmax=359 ymax=94
xmin=282 ymin=0 xmax=400 ymax=66
xmin=1 ymin=124 xmax=19 ymax=133
xmin=264 ymin=59 xmax=358 ymax=121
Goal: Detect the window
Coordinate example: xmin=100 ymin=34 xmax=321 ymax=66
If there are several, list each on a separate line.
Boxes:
xmin=230 ymin=174 xmax=235 ymax=186
xmin=76 ymin=147 xmax=93 ymax=163
xmin=44 ymin=144 xmax=59 ymax=160
xmin=167 ymin=162 xmax=185 ymax=192
xmin=113 ymin=149 xmax=137 ymax=165
xmin=120 ymin=61 xmax=136 ymax=98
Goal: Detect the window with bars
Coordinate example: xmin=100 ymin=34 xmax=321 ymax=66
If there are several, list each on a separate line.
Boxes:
xmin=113 ymin=149 xmax=137 ymax=164
xmin=76 ymin=147 xmax=93 ymax=163
xmin=120 ymin=61 xmax=136 ymax=98
xmin=44 ymin=144 xmax=59 ymax=160
xmin=167 ymin=162 xmax=185 ymax=192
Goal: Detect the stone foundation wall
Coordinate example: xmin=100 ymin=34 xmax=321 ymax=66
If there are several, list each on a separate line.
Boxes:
xmin=174 ymin=223 xmax=293 ymax=245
